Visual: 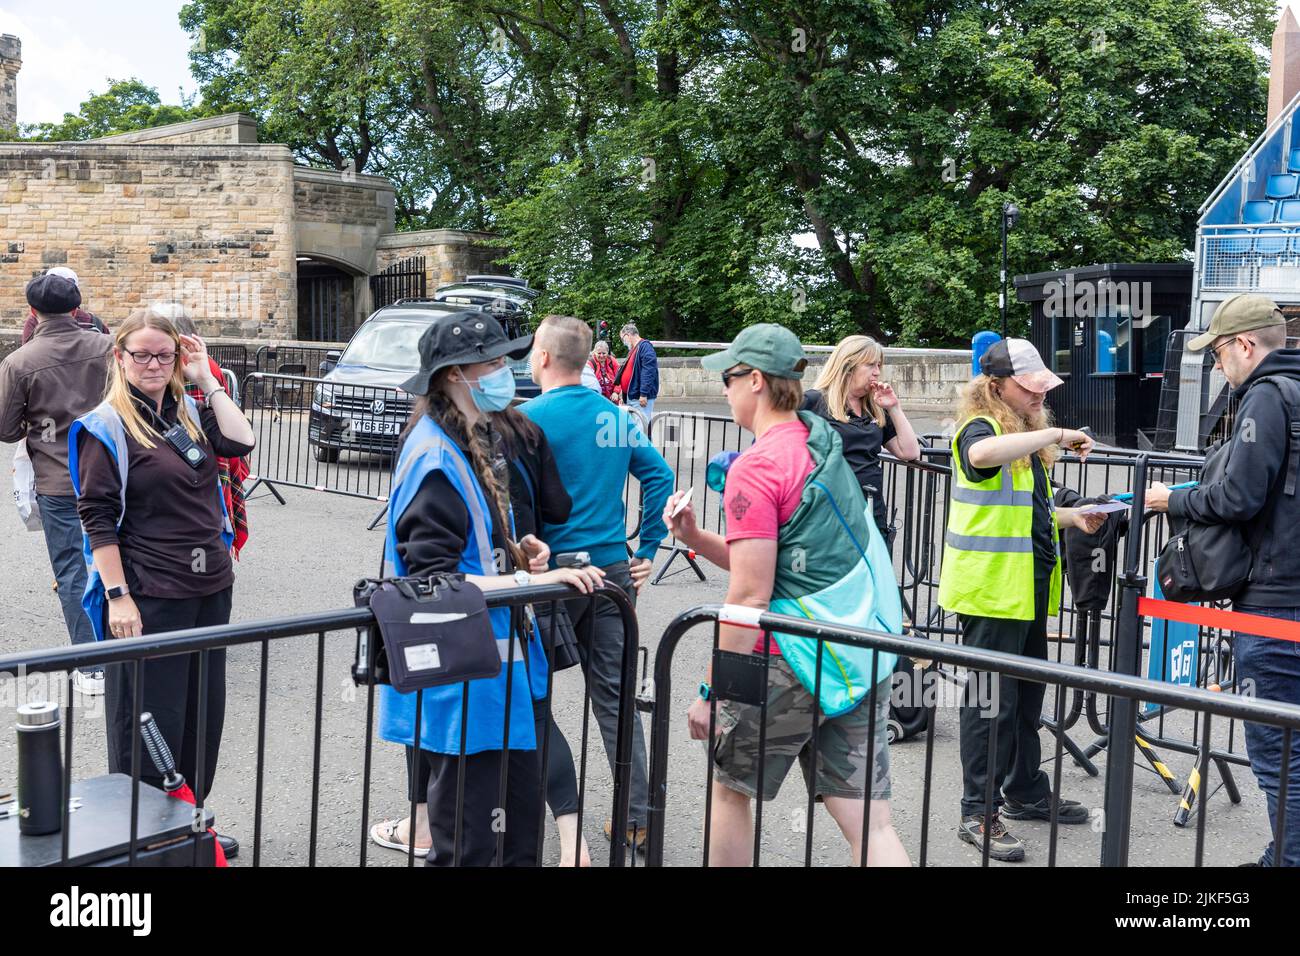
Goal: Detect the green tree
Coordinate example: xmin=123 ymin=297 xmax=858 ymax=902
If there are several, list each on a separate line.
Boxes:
xmin=21 ymin=79 xmax=211 ymax=141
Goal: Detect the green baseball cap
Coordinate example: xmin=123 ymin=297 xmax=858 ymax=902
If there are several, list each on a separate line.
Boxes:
xmin=700 ymin=323 xmax=809 ymax=379
xmin=1186 ymin=294 xmax=1286 ymax=352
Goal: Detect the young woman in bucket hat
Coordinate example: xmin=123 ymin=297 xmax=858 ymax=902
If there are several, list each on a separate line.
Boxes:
xmin=370 ymin=309 xmax=604 ymax=866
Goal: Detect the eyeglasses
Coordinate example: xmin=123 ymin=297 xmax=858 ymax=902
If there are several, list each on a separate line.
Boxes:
xmin=721 ymin=367 xmax=755 ymax=388
xmin=1208 ymin=338 xmax=1237 ymax=362
xmin=123 ymin=349 xmax=177 ymax=367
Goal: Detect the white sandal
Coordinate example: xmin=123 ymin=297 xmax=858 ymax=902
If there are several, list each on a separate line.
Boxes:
xmin=370 ymin=819 xmax=430 ymax=858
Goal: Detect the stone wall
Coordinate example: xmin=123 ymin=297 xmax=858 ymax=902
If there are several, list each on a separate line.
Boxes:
xmin=0 ymin=143 xmax=298 ymax=337
xmin=0 ymin=35 xmax=19 ymax=132
xmin=376 ymin=230 xmax=510 ymax=290
xmin=656 ymin=347 xmax=973 ymax=413
xmin=93 ymin=114 xmax=258 ymax=146
xmin=294 ymin=168 xmax=396 ymax=276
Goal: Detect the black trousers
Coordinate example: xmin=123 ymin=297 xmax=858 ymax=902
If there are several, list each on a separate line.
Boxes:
xmin=424 ymin=747 xmax=541 ymax=867
xmin=105 ymin=588 xmax=232 ymax=804
xmin=563 ymin=563 xmax=647 ymax=826
xmin=957 ymin=571 xmax=1052 ymax=818
xmin=406 ymin=707 xmax=580 ymax=817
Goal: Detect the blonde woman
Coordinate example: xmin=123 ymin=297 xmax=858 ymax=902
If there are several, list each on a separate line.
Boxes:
xmin=71 ymin=309 xmax=255 ymax=859
xmin=803 ymin=335 xmax=921 ymax=550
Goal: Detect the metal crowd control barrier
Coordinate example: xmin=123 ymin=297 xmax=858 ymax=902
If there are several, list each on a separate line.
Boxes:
xmin=0 ymin=583 xmax=640 ymax=868
xmin=630 ymin=410 xmax=755 ymax=584
xmin=239 ymin=372 xmax=402 ymax=514
xmin=642 ymin=596 xmax=1300 ymax=866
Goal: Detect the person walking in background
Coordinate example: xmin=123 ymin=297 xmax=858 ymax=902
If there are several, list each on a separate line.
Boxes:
xmin=152 ymin=303 xmax=251 ymax=559
xmin=1145 ymin=294 xmax=1300 ymax=867
xmin=0 ymin=273 xmax=113 ymax=695
xmin=939 ymin=338 xmax=1104 ymax=862
xmin=20 ymin=267 xmax=109 ymax=344
xmin=614 ymin=323 xmax=659 ymax=423
xmin=804 ymin=335 xmax=921 ymax=552
xmin=72 ymin=309 xmax=255 ymax=859
xmin=523 ymin=314 xmax=675 ymax=852
xmin=587 ymin=339 xmax=620 ymax=401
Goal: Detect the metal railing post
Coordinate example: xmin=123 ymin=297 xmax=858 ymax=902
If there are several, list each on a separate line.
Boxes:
xmin=1100 ymin=454 xmax=1148 ymax=866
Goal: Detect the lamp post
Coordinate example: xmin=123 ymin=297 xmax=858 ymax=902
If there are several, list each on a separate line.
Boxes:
xmin=1001 ymin=201 xmax=1020 ymax=338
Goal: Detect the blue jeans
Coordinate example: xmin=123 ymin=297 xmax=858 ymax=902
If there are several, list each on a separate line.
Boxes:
xmin=36 ymin=494 xmax=94 ymax=649
xmin=1234 ymin=605 xmax=1300 ymax=867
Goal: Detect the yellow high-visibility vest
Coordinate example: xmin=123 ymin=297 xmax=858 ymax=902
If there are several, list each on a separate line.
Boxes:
xmin=937 ymin=416 xmax=1062 ymax=620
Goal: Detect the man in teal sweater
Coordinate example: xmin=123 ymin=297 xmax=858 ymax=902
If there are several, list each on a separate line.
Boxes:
xmin=523 ymin=314 xmax=674 ymax=848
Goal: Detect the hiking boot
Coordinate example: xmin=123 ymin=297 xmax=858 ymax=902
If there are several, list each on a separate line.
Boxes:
xmin=1001 ymin=795 xmax=1089 ymax=824
xmin=603 ymin=819 xmax=647 ymax=853
xmin=958 ymin=813 xmax=1025 ymax=862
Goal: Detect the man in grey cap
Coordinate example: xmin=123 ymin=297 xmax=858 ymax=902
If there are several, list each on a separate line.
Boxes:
xmin=1146 ymin=293 xmax=1300 ymax=866
xmin=0 ymin=273 xmax=113 ymax=694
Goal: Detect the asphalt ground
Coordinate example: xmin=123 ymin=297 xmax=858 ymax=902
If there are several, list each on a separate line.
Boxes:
xmin=0 ymin=402 xmax=1278 ymax=867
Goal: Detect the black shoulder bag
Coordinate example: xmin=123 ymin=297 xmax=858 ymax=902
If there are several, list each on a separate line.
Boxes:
xmin=1156 ymin=375 xmax=1300 ymax=603
xmin=352 ymin=574 xmax=501 ymax=692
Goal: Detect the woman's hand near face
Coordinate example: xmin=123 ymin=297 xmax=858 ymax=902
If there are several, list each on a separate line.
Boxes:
xmin=870 ymin=381 xmax=900 ymax=409
xmin=179 ymin=334 xmax=218 ymax=389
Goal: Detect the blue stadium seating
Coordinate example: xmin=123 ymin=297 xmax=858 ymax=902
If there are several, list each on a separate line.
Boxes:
xmin=1288 ymin=148 xmax=1300 ymax=174
xmin=1266 ymin=173 xmax=1299 ymax=200
xmin=1244 ymin=200 xmax=1277 ymax=223
xmin=1255 ymin=226 xmax=1290 ymax=256
xmin=1278 ymin=199 xmax=1300 ymax=223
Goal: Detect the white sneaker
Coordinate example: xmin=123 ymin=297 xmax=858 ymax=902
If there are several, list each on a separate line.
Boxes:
xmin=73 ymin=669 xmax=105 ymax=696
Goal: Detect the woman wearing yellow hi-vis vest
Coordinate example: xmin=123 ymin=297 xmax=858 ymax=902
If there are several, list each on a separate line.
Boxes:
xmin=939 ymin=339 xmax=1107 ymax=862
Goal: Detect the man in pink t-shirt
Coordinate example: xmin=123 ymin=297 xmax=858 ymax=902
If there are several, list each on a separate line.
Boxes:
xmin=663 ymin=324 xmax=909 ymax=867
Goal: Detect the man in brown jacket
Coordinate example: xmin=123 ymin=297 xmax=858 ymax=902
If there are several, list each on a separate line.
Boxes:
xmin=0 ymin=273 xmax=112 ymax=694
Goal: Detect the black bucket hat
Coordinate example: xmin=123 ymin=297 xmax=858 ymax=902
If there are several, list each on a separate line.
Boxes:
xmin=400 ymin=309 xmax=533 ymax=395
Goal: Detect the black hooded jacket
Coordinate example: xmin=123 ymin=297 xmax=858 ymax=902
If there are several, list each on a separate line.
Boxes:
xmin=1168 ymin=348 xmax=1300 ymax=607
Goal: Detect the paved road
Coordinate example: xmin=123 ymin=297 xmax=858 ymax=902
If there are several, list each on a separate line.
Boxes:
xmin=0 ymin=404 xmax=1276 ymax=867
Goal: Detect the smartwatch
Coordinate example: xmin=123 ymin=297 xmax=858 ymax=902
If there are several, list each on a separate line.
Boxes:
xmin=106 ymin=584 xmax=130 ymax=601
xmin=513 ymin=570 xmax=532 ymax=586
xmin=698 ymin=681 xmax=712 ymax=702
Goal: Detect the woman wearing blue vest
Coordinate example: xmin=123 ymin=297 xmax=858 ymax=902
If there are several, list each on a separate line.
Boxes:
xmin=938 ymin=339 xmax=1104 ymax=862
xmin=380 ymin=310 xmax=604 ymax=867
xmin=71 ymin=309 xmax=254 ymax=859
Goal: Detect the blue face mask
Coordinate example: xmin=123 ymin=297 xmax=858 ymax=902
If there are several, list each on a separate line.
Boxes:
xmin=464 ymin=364 xmax=516 ymax=412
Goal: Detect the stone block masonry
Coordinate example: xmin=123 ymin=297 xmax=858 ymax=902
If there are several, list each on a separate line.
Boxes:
xmin=0 ymin=143 xmax=298 ymax=337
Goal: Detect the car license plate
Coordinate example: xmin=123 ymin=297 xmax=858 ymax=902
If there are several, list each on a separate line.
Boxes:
xmin=350 ymin=419 xmax=400 ymax=437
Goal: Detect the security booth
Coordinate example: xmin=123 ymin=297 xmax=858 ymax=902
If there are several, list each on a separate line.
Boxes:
xmin=1014 ymin=263 xmax=1193 ymax=449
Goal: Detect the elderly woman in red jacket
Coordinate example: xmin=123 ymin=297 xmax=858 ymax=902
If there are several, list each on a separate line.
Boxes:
xmin=587 ymin=339 xmax=620 ymax=402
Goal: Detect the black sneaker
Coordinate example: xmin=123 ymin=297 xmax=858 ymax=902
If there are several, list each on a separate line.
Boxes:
xmin=957 ymin=813 xmax=1025 ymax=862
xmin=1001 ymin=795 xmax=1089 ymax=824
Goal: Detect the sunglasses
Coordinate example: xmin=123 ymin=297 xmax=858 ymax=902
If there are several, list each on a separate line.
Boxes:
xmin=721 ymin=367 xmax=755 ymax=387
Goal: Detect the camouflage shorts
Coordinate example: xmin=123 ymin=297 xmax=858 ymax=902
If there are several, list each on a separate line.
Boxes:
xmin=710 ymin=656 xmax=891 ymax=802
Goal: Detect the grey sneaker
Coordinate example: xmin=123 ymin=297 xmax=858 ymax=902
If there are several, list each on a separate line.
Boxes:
xmin=1002 ymin=795 xmax=1089 ymax=824
xmin=958 ymin=813 xmax=1025 ymax=862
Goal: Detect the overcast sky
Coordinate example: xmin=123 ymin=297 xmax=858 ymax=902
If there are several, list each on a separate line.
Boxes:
xmin=0 ymin=0 xmax=197 ymax=125
xmin=0 ymin=0 xmax=1296 ymax=125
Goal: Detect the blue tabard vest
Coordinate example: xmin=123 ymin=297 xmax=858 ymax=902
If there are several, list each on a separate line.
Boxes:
xmin=378 ymin=415 xmax=547 ymax=754
xmin=68 ymin=397 xmax=235 ymax=643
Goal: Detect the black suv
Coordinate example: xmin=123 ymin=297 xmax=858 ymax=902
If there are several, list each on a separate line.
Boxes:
xmin=433 ymin=276 xmax=539 ymax=395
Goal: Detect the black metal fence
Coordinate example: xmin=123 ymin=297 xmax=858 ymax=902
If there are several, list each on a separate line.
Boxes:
xmin=643 ymin=596 xmax=1300 ymax=866
xmin=0 ymin=583 xmax=639 ymax=867
xmin=370 ymin=257 xmax=427 ymax=310
xmin=238 ymin=372 xmax=404 ymax=509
